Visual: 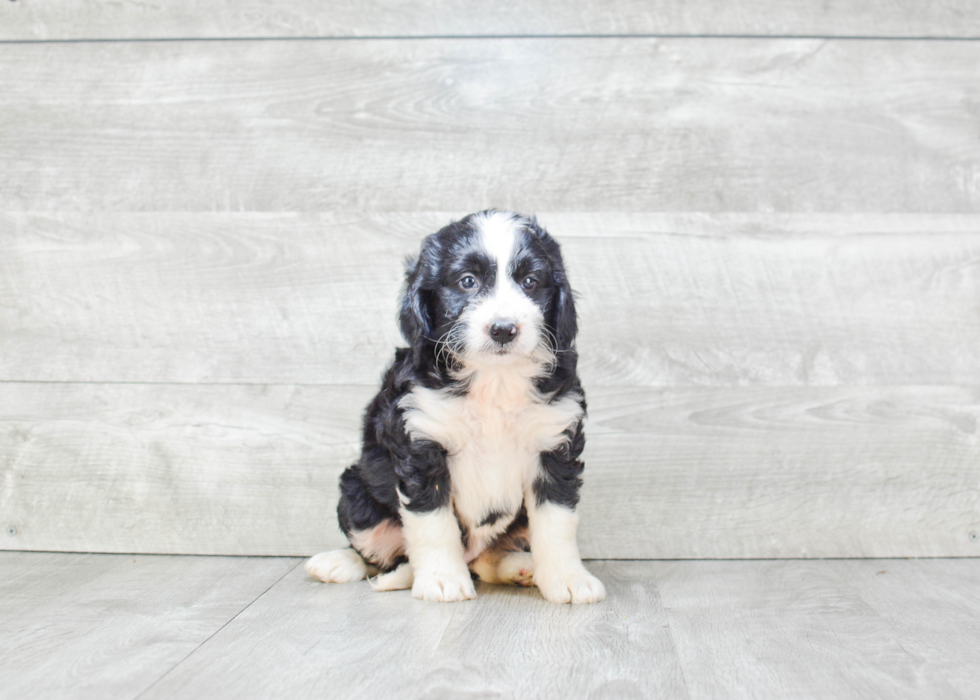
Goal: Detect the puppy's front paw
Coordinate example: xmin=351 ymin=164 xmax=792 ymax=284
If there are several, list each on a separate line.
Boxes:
xmin=305 ymin=549 xmax=368 ymax=584
xmin=536 ymin=566 xmax=606 ymax=604
xmin=411 ymin=571 xmax=477 ymax=602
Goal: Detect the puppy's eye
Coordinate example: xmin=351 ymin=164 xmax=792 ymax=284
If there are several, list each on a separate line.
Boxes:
xmin=521 ymin=277 xmax=537 ymax=291
xmin=459 ymin=275 xmax=479 ymax=290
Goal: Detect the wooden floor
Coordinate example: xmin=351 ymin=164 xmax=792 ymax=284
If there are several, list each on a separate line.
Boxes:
xmin=3 ymin=551 xmax=979 ymax=699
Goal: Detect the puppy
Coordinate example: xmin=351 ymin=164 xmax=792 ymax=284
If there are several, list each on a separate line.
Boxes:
xmin=306 ymin=210 xmax=605 ymax=604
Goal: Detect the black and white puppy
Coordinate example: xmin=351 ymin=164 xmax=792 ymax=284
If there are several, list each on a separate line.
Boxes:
xmin=306 ymin=210 xmax=605 ymax=604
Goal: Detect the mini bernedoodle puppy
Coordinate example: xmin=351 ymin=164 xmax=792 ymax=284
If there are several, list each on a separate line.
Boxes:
xmin=306 ymin=210 xmax=605 ymax=604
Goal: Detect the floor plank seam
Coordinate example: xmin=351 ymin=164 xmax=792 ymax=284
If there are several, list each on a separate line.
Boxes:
xmin=0 ymin=379 xmax=369 ymax=387
xmin=430 ymin=605 xmax=460 ymax=661
xmin=1 ymin=34 xmax=979 ymax=46
xmin=129 ymin=559 xmax=304 ymax=700
xmin=659 ymin=607 xmax=694 ymax=700
xmin=5 ymin=551 xmax=980 ymax=561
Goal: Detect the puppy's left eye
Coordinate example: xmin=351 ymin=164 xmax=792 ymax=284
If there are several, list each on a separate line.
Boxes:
xmin=521 ymin=277 xmax=537 ymax=291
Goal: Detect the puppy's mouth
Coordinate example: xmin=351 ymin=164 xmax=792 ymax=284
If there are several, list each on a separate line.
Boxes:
xmin=474 ymin=341 xmax=522 ymax=359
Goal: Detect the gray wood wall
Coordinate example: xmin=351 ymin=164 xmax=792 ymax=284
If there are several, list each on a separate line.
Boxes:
xmin=2 ymin=1 xmax=979 ymax=558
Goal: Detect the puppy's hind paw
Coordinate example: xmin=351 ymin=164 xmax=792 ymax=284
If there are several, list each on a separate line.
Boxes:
xmin=497 ymin=551 xmax=535 ymax=587
xmin=411 ymin=571 xmax=477 ymax=602
xmin=305 ymin=549 xmax=369 ymax=584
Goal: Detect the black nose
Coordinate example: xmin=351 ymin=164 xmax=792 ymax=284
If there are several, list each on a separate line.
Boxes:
xmin=489 ymin=321 xmax=518 ymax=345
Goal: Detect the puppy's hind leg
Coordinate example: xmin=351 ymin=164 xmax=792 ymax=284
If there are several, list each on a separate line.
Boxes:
xmin=319 ymin=464 xmax=404 ymax=585
xmin=495 ymin=551 xmax=534 ymax=587
xmin=306 ymin=548 xmax=379 ymax=584
xmin=471 ymin=549 xmax=534 ymax=587
xmin=369 ymin=561 xmax=415 ymax=591
xmin=470 ymin=510 xmax=534 ymax=587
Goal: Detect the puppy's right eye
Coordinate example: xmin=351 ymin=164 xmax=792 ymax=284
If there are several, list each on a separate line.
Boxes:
xmin=459 ymin=275 xmax=479 ymax=291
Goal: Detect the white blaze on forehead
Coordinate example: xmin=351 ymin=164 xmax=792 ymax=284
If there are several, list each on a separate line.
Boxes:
xmin=473 ymin=211 xmax=523 ymax=277
xmin=458 ymin=210 xmax=546 ymax=363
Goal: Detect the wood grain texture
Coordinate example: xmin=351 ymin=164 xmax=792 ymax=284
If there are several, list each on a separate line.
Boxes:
xmin=0 ymin=383 xmax=367 ymax=556
xmin=2 ymin=40 xmax=980 ymax=212
xmin=0 ymin=557 xmax=951 ymax=699
xmin=3 ymin=382 xmax=978 ymax=558
xmin=841 ymin=559 xmax=980 ymax=698
xmin=3 ymin=0 xmax=980 ymax=40
xmin=142 ymin=556 xmax=464 ymax=699
xmin=419 ymin=560 xmax=686 ymax=699
xmin=140 ymin=559 xmax=683 ymax=700
xmin=582 ymin=384 xmax=980 ymax=558
xmin=656 ymin=559 xmax=980 ymax=698
xmin=3 ymin=212 xmax=979 ymax=386
xmin=0 ymin=552 xmax=299 ymax=700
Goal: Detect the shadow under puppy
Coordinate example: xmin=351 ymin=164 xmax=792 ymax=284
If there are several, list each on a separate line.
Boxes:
xmin=306 ymin=210 xmax=605 ymax=604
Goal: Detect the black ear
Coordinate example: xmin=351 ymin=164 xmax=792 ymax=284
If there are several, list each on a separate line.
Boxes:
xmin=551 ymin=270 xmax=578 ymax=352
xmin=526 ymin=218 xmax=578 ymax=352
xmin=398 ymin=236 xmax=438 ymax=364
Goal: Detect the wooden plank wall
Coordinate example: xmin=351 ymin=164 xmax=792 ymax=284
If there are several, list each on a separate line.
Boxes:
xmin=1 ymin=1 xmax=979 ymax=558
xmin=4 ymin=0 xmax=980 ymax=39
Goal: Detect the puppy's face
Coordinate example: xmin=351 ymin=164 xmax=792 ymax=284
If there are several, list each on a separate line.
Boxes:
xmin=401 ymin=211 xmax=575 ymax=369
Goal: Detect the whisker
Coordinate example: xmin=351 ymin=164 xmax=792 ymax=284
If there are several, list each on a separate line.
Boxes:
xmin=540 ymin=326 xmax=574 ymax=354
xmin=433 ymin=323 xmax=467 ymax=367
xmin=536 ymin=327 xmax=560 ymax=374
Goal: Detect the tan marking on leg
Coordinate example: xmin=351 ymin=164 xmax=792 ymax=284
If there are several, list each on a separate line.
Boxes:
xmin=348 ymin=519 xmax=406 ymax=570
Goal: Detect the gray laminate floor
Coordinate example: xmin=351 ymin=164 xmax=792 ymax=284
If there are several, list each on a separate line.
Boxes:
xmin=2 ymin=552 xmax=978 ymax=699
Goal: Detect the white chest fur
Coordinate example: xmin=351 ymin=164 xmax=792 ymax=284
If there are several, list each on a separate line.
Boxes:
xmin=399 ymin=366 xmax=583 ymax=560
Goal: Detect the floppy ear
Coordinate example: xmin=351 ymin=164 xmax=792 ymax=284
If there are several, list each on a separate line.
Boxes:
xmin=398 ymin=237 xmax=438 ymax=364
xmin=551 ymin=270 xmax=578 ymax=353
xmin=526 ymin=217 xmax=578 ymax=352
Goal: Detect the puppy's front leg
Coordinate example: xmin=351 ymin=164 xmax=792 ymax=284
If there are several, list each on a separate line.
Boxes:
xmin=527 ymin=497 xmax=605 ymax=604
xmin=527 ymin=437 xmax=605 ymax=604
xmin=396 ymin=439 xmax=475 ymax=602
xmin=400 ymin=506 xmax=476 ymax=602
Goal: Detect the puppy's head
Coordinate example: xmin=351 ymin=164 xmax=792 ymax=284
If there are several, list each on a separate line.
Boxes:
xmin=399 ymin=210 xmax=576 ymax=373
